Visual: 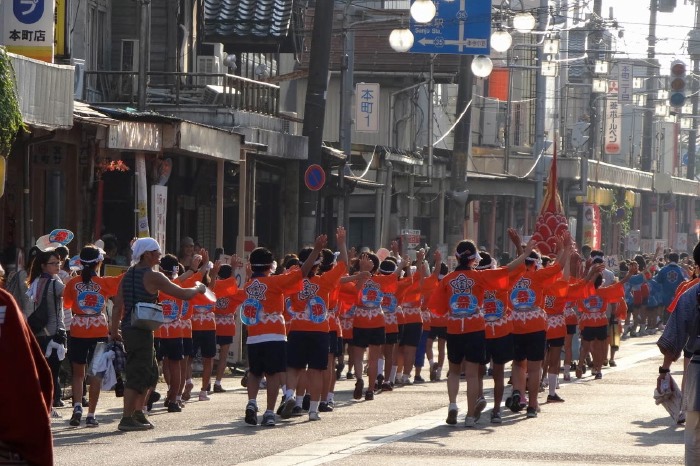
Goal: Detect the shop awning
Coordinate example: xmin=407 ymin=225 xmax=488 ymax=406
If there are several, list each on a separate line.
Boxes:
xmin=9 ymin=53 xmax=73 ymax=130
xmin=163 ymin=121 xmax=242 ymax=162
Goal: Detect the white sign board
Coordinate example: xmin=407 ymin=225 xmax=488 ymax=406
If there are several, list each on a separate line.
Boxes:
xmin=604 ymin=98 xmax=622 ymax=155
xmin=1 ymin=0 xmax=55 ymax=62
xmin=618 ymin=63 xmax=633 ymax=103
xmin=150 ymin=185 xmax=167 ymax=250
xmin=355 ymin=83 xmax=380 ymax=133
xmin=676 ymin=232 xmax=688 ymax=252
xmin=626 ymin=230 xmax=641 ymax=253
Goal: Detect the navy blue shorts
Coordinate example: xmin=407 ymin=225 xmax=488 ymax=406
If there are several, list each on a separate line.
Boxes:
xmin=547 ymin=337 xmax=565 ymax=349
xmin=328 ymin=331 xmax=342 ymax=356
xmin=429 ymin=326 xmax=447 ymax=340
xmin=216 ymin=335 xmax=234 ymax=346
xmin=157 ymin=338 xmax=184 ymax=361
xmin=67 ymin=336 xmax=108 ymax=365
xmin=400 ymin=322 xmax=423 ymax=347
xmin=248 ymin=341 xmax=286 ymax=376
xmin=183 ymin=337 xmax=194 ymax=358
xmin=484 ymin=334 xmax=514 ymax=365
xmin=447 ymin=331 xmax=486 ymax=365
xmin=513 ymin=331 xmax=546 ymax=362
xmin=192 ymin=330 xmax=217 ymax=358
xmin=287 ymin=331 xmax=330 ymax=370
xmin=353 ymin=327 xmax=386 ymax=348
xmin=566 ymin=324 xmax=577 ymax=335
xmin=581 ymin=325 xmax=608 ymax=342
xmin=385 ymin=332 xmax=400 ymax=345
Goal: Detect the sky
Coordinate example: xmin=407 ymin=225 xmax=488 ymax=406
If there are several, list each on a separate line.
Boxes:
xmin=601 ymin=0 xmax=696 ymax=70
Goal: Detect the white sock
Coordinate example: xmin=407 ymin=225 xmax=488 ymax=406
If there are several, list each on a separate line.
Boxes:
xmin=327 ymin=392 xmax=334 ymax=402
xmin=282 ymin=384 xmax=287 ymax=393
xmin=449 ymin=403 xmax=458 ymax=411
xmin=142 ymin=406 xmax=147 ymax=412
xmin=74 ymin=402 xmax=82 ymax=410
xmin=378 ymin=358 xmax=385 ymax=376
xmin=215 ymin=380 xmax=222 ymax=385
xmin=309 ymin=401 xmax=319 ymax=413
xmin=390 ymin=366 xmax=398 ymax=382
xmin=296 ymin=395 xmax=304 ymax=408
xmin=186 ymin=378 xmax=193 ymax=385
xmin=548 ymin=373 xmax=558 ymax=396
xmin=285 ymin=388 xmax=294 ymax=399
xmin=86 ymin=412 xmax=94 ymax=419
xmin=176 ymin=396 xmax=182 ymax=402
xmin=428 ymin=358 xmax=434 ymax=367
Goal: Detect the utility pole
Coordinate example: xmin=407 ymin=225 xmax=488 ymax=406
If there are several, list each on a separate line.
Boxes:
xmin=587 ymin=0 xmax=603 ymax=163
xmin=137 ymin=0 xmax=151 ymax=112
xmin=641 ymin=0 xmax=658 ymax=239
xmin=687 ymin=2 xmax=700 ymax=181
xmin=446 ymin=55 xmax=473 ymax=252
xmin=300 ymin=0 xmax=335 ymax=246
xmin=533 ymin=0 xmax=549 ymax=214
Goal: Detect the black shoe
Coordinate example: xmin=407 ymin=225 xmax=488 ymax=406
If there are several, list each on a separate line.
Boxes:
xmin=509 ymin=391 xmax=522 ymax=413
xmin=147 ymin=391 xmax=161 ymax=412
xmin=213 ymin=384 xmax=226 ymax=393
xmin=276 ymin=396 xmax=286 ymax=416
xmin=167 ymin=402 xmax=182 ymax=413
xmin=547 ymin=393 xmax=565 ymax=403
xmin=302 ymin=394 xmax=311 ymax=411
xmin=353 ymin=379 xmax=364 ymax=400
xmin=291 ymin=406 xmax=303 ymax=417
xmin=245 ymin=402 xmax=258 ymax=425
xmin=53 ymin=399 xmax=65 ymax=408
xmin=526 ymin=406 xmax=538 ymax=418
xmin=205 ymin=384 xmax=211 ymax=393
xmin=85 ymin=416 xmax=99 ymax=427
xmin=347 ymin=371 xmax=354 ymax=380
xmin=414 ymin=375 xmax=426 ymax=383
xmin=319 ymin=401 xmax=333 ymax=412
xmin=69 ymin=407 xmax=82 ymax=426
xmin=365 ymin=390 xmax=374 ymax=401
xmin=335 ymin=363 xmax=345 ymax=381
xmin=81 ymin=397 xmax=88 ymax=407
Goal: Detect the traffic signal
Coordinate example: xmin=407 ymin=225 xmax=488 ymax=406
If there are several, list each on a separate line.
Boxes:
xmin=669 ymin=60 xmax=687 ymax=108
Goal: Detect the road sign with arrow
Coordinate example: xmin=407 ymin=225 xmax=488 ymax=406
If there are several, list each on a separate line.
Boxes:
xmin=409 ymin=0 xmax=491 ymax=56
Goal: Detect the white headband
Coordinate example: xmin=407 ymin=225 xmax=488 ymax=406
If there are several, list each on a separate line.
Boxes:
xmin=131 ymin=238 xmax=162 ymax=265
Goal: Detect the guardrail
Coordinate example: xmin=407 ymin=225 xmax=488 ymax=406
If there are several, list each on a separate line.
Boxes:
xmin=82 ymin=70 xmax=280 ymax=115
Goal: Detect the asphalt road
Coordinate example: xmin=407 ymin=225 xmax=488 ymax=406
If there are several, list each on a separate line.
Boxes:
xmin=52 ymin=333 xmax=684 ymax=465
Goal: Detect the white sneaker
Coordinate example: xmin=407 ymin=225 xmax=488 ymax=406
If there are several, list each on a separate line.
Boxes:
xmin=309 ymin=411 xmax=320 ymax=421
xmin=474 ymin=396 xmax=487 ymax=422
xmin=402 ymin=375 xmax=412 ymax=385
xmin=199 ymin=391 xmax=211 ymax=401
xmin=464 ymin=416 xmax=476 ymax=428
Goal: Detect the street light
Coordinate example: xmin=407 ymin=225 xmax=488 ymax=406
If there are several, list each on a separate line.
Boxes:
xmin=491 ymin=29 xmax=513 ymax=53
xmin=410 ymin=0 xmax=436 ymax=24
xmin=389 ymin=28 xmax=415 ymax=52
xmin=471 ymin=55 xmax=494 ymax=78
xmin=513 ymin=11 xmax=536 ymax=33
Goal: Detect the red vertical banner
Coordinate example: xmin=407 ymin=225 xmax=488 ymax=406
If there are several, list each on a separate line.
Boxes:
xmin=582 ymin=203 xmax=601 ymax=249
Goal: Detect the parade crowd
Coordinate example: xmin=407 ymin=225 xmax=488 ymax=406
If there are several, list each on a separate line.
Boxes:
xmin=0 ymin=227 xmax=696 ymax=462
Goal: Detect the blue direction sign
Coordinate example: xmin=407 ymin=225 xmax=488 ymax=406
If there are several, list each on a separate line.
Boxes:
xmin=305 ymin=164 xmax=326 ymax=191
xmin=409 ymin=0 xmax=491 ymax=55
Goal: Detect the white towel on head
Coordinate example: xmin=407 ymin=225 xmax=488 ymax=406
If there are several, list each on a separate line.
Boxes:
xmin=131 ymin=237 xmax=162 ymax=265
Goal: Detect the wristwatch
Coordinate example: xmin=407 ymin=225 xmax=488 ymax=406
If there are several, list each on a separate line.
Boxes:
xmin=659 ymin=366 xmax=670 ymax=374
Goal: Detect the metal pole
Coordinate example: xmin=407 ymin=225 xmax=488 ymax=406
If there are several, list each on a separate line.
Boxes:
xmin=533 ymin=0 xmax=549 ymax=214
xmin=300 ymin=0 xmax=335 ymax=245
xmin=427 ymin=55 xmax=435 ymax=180
xmin=216 ymin=160 xmax=224 ymax=248
xmin=138 ymin=0 xmax=150 ymax=111
xmin=339 ymin=8 xmax=356 ymax=234
xmin=641 ymin=0 xmax=658 ymax=239
xmin=687 ymin=1 xmax=700 ymax=181
xmin=438 ymin=177 xmax=445 ymax=244
xmin=382 ymin=162 xmax=393 ymax=247
xmin=408 ymin=172 xmax=415 ymax=229
xmin=447 ymin=55 xmax=474 ymax=252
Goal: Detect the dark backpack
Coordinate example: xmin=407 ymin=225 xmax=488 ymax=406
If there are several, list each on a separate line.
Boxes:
xmin=27 ymin=280 xmax=55 ymax=334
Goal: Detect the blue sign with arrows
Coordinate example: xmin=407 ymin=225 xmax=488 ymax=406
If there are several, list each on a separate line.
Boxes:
xmin=409 ymin=0 xmax=491 ymax=55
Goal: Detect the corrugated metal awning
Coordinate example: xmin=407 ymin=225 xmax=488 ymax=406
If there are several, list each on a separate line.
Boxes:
xmin=163 ymin=121 xmax=242 ymax=162
xmin=10 ymin=53 xmax=73 ymax=130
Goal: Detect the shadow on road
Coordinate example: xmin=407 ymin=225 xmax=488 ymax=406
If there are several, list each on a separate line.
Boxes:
xmin=629 ymin=417 xmax=684 ymax=446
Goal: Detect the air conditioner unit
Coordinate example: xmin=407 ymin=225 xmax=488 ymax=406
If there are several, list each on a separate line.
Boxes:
xmin=197 ymin=56 xmax=222 ymax=86
xmin=202 ymin=84 xmax=224 ymax=105
xmin=71 ymin=58 xmax=85 ymax=100
xmin=278 ymin=111 xmax=298 ymax=135
xmin=120 ymin=39 xmax=139 ymax=99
